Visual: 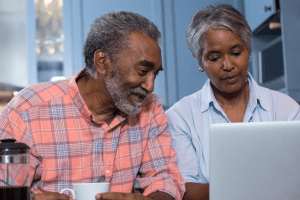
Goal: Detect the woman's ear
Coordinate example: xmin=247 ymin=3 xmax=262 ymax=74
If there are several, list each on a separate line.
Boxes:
xmin=94 ymin=49 xmax=108 ymax=76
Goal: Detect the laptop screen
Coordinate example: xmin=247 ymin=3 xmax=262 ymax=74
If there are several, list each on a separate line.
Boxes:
xmin=209 ymin=121 xmax=300 ymax=200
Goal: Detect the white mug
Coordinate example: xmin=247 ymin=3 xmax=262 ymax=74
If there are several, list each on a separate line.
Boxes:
xmin=60 ymin=182 xmax=110 ymax=200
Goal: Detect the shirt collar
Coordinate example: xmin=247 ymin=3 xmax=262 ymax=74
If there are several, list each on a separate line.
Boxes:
xmin=247 ymin=72 xmax=270 ymax=112
xmin=200 ymin=72 xmax=270 ymax=113
xmin=200 ymin=79 xmax=219 ymax=113
xmin=68 ymin=68 xmax=127 ymax=131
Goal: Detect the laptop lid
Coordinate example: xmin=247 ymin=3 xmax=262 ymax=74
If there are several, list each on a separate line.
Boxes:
xmin=209 ymin=121 xmax=300 ymax=200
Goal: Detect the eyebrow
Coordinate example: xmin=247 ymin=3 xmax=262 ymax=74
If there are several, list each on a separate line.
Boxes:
xmin=139 ymin=60 xmax=155 ymax=68
xmin=230 ymin=44 xmax=243 ymax=50
xmin=206 ymin=44 xmax=244 ymax=54
xmin=206 ymin=50 xmax=220 ymax=54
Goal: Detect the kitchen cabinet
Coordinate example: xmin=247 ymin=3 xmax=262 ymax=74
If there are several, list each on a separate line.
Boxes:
xmin=279 ymin=0 xmax=300 ymax=102
xmin=244 ymin=0 xmax=278 ymax=31
xmin=246 ymin=0 xmax=300 ymax=103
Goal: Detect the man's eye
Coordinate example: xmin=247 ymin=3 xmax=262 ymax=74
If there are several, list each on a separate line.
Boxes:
xmin=138 ymin=69 xmax=148 ymax=76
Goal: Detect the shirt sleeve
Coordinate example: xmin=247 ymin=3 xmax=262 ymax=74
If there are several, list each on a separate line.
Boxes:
xmin=166 ymin=102 xmax=205 ymax=184
xmin=0 ymin=104 xmax=42 ymax=191
xmin=133 ymin=102 xmax=185 ymax=200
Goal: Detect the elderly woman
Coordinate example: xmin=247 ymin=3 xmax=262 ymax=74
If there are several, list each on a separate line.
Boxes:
xmin=166 ymin=4 xmax=300 ymax=200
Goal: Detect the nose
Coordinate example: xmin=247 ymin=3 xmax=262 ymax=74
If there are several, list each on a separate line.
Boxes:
xmin=223 ymin=55 xmax=234 ymax=71
xmin=141 ymin=73 xmax=155 ymax=93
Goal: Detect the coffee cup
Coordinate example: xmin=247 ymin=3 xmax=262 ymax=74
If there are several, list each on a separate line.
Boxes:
xmin=60 ymin=182 xmax=110 ymax=200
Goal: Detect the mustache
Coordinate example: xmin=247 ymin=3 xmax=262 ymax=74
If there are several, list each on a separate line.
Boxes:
xmin=130 ymin=87 xmax=148 ymax=97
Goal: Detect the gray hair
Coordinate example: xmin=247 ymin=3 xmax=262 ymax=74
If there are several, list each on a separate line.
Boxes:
xmin=83 ymin=11 xmax=161 ymax=78
xmin=186 ymin=4 xmax=252 ymax=70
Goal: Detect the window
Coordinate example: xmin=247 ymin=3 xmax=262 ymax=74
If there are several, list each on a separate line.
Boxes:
xmin=35 ymin=0 xmax=65 ymax=82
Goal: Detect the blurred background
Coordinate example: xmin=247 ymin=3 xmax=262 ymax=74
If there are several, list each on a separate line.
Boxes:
xmin=0 ymin=0 xmax=299 ymax=112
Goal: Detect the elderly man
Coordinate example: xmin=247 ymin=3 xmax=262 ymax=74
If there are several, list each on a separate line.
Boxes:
xmin=0 ymin=11 xmax=185 ymax=200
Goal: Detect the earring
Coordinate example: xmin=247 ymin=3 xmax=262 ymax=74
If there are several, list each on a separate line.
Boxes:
xmin=249 ymin=56 xmax=251 ymax=62
xmin=199 ymin=66 xmax=204 ymax=72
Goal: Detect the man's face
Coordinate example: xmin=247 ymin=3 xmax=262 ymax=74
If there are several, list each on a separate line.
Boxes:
xmin=104 ymin=31 xmax=162 ymax=116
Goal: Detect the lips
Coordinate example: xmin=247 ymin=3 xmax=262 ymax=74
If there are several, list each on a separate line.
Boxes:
xmin=220 ymin=74 xmax=240 ymax=84
xmin=130 ymin=87 xmax=148 ymax=102
xmin=222 ymin=74 xmax=238 ymax=80
xmin=133 ymin=93 xmax=146 ymax=100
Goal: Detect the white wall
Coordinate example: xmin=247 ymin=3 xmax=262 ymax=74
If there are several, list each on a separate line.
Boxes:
xmin=0 ymin=0 xmax=28 ymax=88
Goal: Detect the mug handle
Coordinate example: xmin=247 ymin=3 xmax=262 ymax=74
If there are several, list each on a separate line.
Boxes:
xmin=60 ymin=188 xmax=76 ymax=199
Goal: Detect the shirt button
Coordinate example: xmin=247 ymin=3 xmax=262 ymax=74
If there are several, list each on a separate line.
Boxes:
xmin=106 ymin=170 xmax=110 ymax=174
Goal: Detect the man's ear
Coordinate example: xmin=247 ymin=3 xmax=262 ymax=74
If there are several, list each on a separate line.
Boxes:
xmin=94 ymin=49 xmax=108 ymax=76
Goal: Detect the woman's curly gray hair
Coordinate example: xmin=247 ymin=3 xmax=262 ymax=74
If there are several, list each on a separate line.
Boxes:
xmin=83 ymin=11 xmax=161 ymax=78
xmin=186 ymin=4 xmax=252 ymax=71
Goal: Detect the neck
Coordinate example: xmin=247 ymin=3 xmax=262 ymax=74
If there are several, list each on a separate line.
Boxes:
xmin=213 ymin=82 xmax=250 ymax=109
xmin=76 ymin=75 xmax=118 ymax=125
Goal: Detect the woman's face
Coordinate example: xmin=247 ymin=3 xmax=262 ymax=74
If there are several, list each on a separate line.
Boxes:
xmin=201 ymin=29 xmax=249 ymax=94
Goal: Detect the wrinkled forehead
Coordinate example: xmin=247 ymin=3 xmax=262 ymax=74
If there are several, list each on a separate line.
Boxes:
xmin=113 ymin=31 xmax=162 ymax=68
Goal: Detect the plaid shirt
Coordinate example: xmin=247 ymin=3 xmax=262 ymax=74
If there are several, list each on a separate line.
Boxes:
xmin=0 ymin=69 xmax=185 ymax=199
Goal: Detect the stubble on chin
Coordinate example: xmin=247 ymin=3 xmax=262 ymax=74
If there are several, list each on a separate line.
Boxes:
xmin=104 ymin=72 xmax=143 ymax=116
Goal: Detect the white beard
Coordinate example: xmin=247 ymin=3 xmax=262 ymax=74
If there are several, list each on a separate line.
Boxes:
xmin=104 ymin=68 xmax=147 ymax=116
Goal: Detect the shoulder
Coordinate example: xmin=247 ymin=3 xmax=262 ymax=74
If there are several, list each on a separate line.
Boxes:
xmin=165 ymin=90 xmax=204 ymax=135
xmin=249 ymin=74 xmax=298 ymax=109
xmin=257 ymin=85 xmax=300 ymax=120
xmin=166 ymin=89 xmax=202 ymax=118
xmin=7 ymin=79 xmax=70 ymax=112
xmin=258 ymin=85 xmax=297 ymax=106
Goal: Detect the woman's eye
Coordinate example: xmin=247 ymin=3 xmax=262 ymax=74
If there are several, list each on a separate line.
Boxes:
xmin=209 ymin=57 xmax=220 ymax=62
xmin=232 ymin=52 xmax=241 ymax=57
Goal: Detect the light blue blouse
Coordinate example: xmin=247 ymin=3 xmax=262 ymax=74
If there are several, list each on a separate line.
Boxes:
xmin=166 ymin=73 xmax=300 ymax=183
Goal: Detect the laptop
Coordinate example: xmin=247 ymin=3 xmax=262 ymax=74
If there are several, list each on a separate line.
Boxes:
xmin=209 ymin=121 xmax=300 ymax=200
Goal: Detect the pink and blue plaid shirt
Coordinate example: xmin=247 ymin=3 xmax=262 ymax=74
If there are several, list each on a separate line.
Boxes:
xmin=0 ymin=69 xmax=185 ymax=199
